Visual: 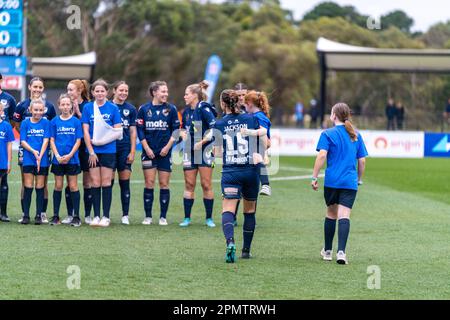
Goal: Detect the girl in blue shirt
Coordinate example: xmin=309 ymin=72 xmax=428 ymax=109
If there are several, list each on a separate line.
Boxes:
xmin=50 ymin=94 xmax=83 ymax=227
xmin=179 ymin=81 xmax=217 ymax=228
xmin=244 ymin=91 xmax=272 ymax=197
xmin=312 ymin=103 xmax=368 ymax=265
xmin=81 ymin=79 xmax=122 ymax=227
xmin=112 ymin=81 xmax=137 ymax=225
xmin=0 ymin=101 xmax=14 ymax=221
xmin=66 ymin=79 xmax=92 ymax=224
xmin=20 ymin=99 xmax=52 ymax=225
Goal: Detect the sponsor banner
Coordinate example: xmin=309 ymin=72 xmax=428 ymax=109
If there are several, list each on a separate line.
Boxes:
xmin=424 ymin=133 xmax=450 ymax=158
xmin=270 ymin=129 xmax=424 ymax=158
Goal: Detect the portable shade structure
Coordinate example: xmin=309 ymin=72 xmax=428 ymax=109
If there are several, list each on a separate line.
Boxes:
xmin=316 ymin=37 xmax=450 ymax=123
xmin=31 ymin=51 xmax=96 ymax=82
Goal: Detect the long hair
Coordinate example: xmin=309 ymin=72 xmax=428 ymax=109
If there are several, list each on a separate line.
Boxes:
xmin=332 ymin=102 xmax=357 ymax=142
xmin=69 ymin=79 xmax=90 ymax=102
xmin=245 ymin=90 xmax=271 ymax=118
xmin=220 ymin=89 xmax=240 ymax=114
xmin=187 ymin=80 xmax=209 ymax=102
xmin=58 ymin=93 xmax=74 ymax=114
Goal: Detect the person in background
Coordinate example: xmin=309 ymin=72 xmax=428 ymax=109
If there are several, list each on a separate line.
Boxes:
xmin=295 ymin=100 xmax=304 ymax=128
xmin=385 ymin=98 xmax=396 ymax=130
xmin=309 ymin=99 xmax=319 ymax=129
xmin=395 ymin=101 xmax=405 ymax=130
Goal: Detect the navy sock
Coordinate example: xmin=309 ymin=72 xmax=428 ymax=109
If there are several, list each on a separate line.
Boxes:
xmin=65 ymin=186 xmax=73 ymax=217
xmin=222 ymin=211 xmax=235 ymax=244
xmin=203 ymin=198 xmax=214 ymax=220
xmin=83 ymin=188 xmax=92 ymax=217
xmin=36 ymin=188 xmax=45 ymax=218
xmin=338 ymin=218 xmax=350 ymax=252
xmin=144 ymin=188 xmax=154 ymax=218
xmin=91 ymin=187 xmax=101 ymax=218
xmin=243 ymin=213 xmax=256 ymax=249
xmin=183 ymin=198 xmax=194 ymax=219
xmin=258 ymin=163 xmax=270 ymax=185
xmin=324 ymin=217 xmax=336 ymax=251
xmin=0 ymin=175 xmax=8 ymax=215
xmin=71 ymin=191 xmax=81 ymax=218
xmin=160 ymin=189 xmax=170 ymax=219
xmin=102 ymin=186 xmax=112 ymax=218
xmin=23 ymin=187 xmax=33 ymax=218
xmin=119 ymin=179 xmax=130 ymax=216
xmin=42 ymin=197 xmax=48 ymax=214
xmin=111 ymin=179 xmax=115 ymax=188
xmin=21 ymin=197 xmax=24 ymax=214
xmin=53 ymin=190 xmax=62 ymax=217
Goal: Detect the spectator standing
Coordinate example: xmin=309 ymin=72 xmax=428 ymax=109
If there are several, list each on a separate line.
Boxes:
xmin=385 ymin=98 xmax=396 ymax=130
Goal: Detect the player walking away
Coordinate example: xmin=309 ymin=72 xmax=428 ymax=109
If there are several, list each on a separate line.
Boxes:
xmin=49 ymin=94 xmax=82 ymax=227
xmin=112 ymin=81 xmax=137 ymax=225
xmin=13 ymin=77 xmax=56 ymax=224
xmin=136 ymin=81 xmax=179 ymax=226
xmin=67 ymin=79 xmax=92 ymax=224
xmin=19 ymin=99 xmax=52 ymax=225
xmin=81 ymin=79 xmax=122 ymax=227
xmin=0 ymin=73 xmax=17 ymax=222
xmin=214 ymin=89 xmax=267 ymax=263
xmin=179 ymin=81 xmax=217 ymax=228
xmin=244 ymin=91 xmax=272 ymax=196
xmin=311 ymin=103 xmax=368 ymax=265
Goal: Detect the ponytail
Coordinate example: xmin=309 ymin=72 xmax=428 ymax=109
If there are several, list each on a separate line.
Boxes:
xmin=332 ymin=102 xmax=358 ymax=142
xmin=187 ymin=80 xmax=209 ymax=102
xmin=220 ymin=89 xmax=240 ymax=114
xmin=244 ymin=90 xmax=271 ymax=118
xmin=344 ymin=120 xmax=358 ymax=142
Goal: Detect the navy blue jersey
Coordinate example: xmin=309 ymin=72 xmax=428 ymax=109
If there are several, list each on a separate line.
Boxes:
xmin=0 ymin=91 xmax=17 ymax=121
xmin=13 ymin=98 xmax=56 ymax=123
xmin=115 ymin=101 xmax=137 ymax=150
xmin=136 ymin=102 xmax=180 ymax=154
xmin=75 ymin=100 xmax=89 ymax=120
xmin=214 ymin=113 xmax=260 ymax=171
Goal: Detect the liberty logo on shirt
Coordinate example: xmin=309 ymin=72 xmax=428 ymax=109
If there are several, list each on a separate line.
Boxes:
xmin=57 ymin=127 xmax=76 ymax=134
xmin=28 ymin=128 xmax=45 ymax=136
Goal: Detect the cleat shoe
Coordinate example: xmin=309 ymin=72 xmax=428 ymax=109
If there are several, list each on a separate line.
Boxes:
xmin=205 ymin=218 xmax=216 ymax=228
xmin=49 ymin=216 xmax=61 ymax=225
xmin=179 ymin=218 xmax=191 ymax=227
xmin=336 ymin=250 xmax=348 ymax=265
xmin=142 ymin=217 xmax=152 ymax=225
xmin=321 ymin=248 xmax=332 ymax=261
xmin=90 ymin=216 xmax=101 ymax=227
xmin=98 ymin=217 xmax=110 ymax=227
xmin=62 ymin=216 xmax=73 ymax=225
xmin=241 ymin=248 xmax=252 ymax=259
xmin=225 ymin=242 xmax=236 ymax=263
xmin=70 ymin=217 xmax=81 ymax=227
xmin=34 ymin=215 xmax=42 ymax=225
xmin=84 ymin=216 xmax=92 ymax=225
xmin=20 ymin=216 xmax=30 ymax=225
xmin=159 ymin=217 xmax=168 ymax=226
xmin=121 ymin=215 xmax=130 ymax=225
xmin=0 ymin=214 xmax=10 ymax=222
xmin=259 ymin=184 xmax=272 ymax=196
xmin=41 ymin=213 xmax=49 ymax=224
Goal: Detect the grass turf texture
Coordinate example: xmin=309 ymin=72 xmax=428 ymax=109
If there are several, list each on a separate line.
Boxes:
xmin=0 ymin=156 xmax=449 ymax=299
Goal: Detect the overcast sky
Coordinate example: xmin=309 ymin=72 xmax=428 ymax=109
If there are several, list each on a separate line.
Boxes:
xmin=280 ymin=0 xmax=450 ymax=32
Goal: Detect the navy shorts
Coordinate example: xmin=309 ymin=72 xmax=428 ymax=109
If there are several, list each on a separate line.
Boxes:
xmin=221 ymin=167 xmax=260 ymax=201
xmin=183 ymin=150 xmax=214 ymax=171
xmin=51 ymin=164 xmax=81 ymax=176
xmin=116 ymin=148 xmax=132 ymax=172
xmin=0 ymin=169 xmax=7 ymax=179
xmin=91 ymin=153 xmax=116 ymax=170
xmin=324 ymin=187 xmax=357 ymax=209
xmin=22 ymin=166 xmax=49 ymax=176
xmin=79 ymin=141 xmax=90 ymax=172
xmin=142 ymin=152 xmax=172 ymax=172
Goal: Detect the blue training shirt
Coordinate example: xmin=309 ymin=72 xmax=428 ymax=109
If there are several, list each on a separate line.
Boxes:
xmin=136 ymin=102 xmax=180 ymax=155
xmin=13 ymin=98 xmax=56 ymax=123
xmin=0 ymin=91 xmax=17 ymax=121
xmin=20 ymin=118 xmax=51 ymax=167
xmin=81 ymin=101 xmax=122 ymax=154
xmin=214 ymin=113 xmax=260 ymax=172
xmin=253 ymin=111 xmax=271 ymax=139
xmin=50 ymin=115 xmax=83 ymax=165
xmin=316 ymin=124 xmax=368 ymax=190
xmin=115 ymin=101 xmax=137 ymax=150
xmin=0 ymin=120 xmax=15 ymax=169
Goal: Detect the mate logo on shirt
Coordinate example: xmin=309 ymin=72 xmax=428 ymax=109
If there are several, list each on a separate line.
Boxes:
xmin=145 ymin=120 xmax=168 ymax=129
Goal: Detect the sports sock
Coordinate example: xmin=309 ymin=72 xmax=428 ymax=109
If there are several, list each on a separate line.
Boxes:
xmin=338 ymin=218 xmax=350 ymax=252
xmin=83 ymin=187 xmax=93 ymax=217
xmin=23 ymin=187 xmax=33 ymax=218
xmin=71 ymin=191 xmax=81 ymax=218
xmin=144 ymin=188 xmax=154 ymax=218
xmin=36 ymin=188 xmax=45 ymax=218
xmin=91 ymin=187 xmax=101 ymax=218
xmin=53 ymin=190 xmax=62 ymax=217
xmin=119 ymin=179 xmax=130 ymax=216
xmin=222 ymin=211 xmax=235 ymax=244
xmin=160 ymin=189 xmax=170 ymax=219
xmin=203 ymin=198 xmax=214 ymax=219
xmin=65 ymin=186 xmax=73 ymax=216
xmin=243 ymin=213 xmax=256 ymax=249
xmin=324 ymin=217 xmax=337 ymax=251
xmin=183 ymin=198 xmax=194 ymax=219
xmin=102 ymin=186 xmax=112 ymax=218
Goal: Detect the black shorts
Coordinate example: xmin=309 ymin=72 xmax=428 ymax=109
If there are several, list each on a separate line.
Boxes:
xmin=22 ymin=166 xmax=49 ymax=176
xmin=116 ymin=148 xmax=132 ymax=172
xmin=324 ymin=187 xmax=357 ymax=209
xmin=0 ymin=169 xmax=7 ymax=179
xmin=79 ymin=142 xmax=90 ymax=172
xmin=91 ymin=153 xmax=116 ymax=170
xmin=142 ymin=152 xmax=172 ymax=172
xmin=221 ymin=167 xmax=260 ymax=201
xmin=51 ymin=164 xmax=81 ymax=176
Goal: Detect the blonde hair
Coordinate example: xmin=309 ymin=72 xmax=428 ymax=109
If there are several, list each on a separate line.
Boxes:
xmin=187 ymin=80 xmax=209 ymax=101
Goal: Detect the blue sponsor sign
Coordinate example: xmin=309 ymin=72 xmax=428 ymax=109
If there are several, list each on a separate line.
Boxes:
xmin=0 ymin=55 xmax=26 ymax=75
xmin=203 ymin=55 xmax=222 ymax=104
xmin=0 ymin=10 xmax=23 ymax=28
xmin=0 ymin=29 xmax=22 ymax=48
xmin=424 ymin=133 xmax=450 ymax=158
xmin=0 ymin=0 xmax=23 ymax=56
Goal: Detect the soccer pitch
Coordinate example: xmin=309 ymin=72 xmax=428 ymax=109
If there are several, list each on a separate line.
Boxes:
xmin=0 ymin=156 xmax=449 ymax=299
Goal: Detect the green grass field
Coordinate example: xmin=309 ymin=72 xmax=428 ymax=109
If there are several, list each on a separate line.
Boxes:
xmin=1 ymin=156 xmax=449 ymax=299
